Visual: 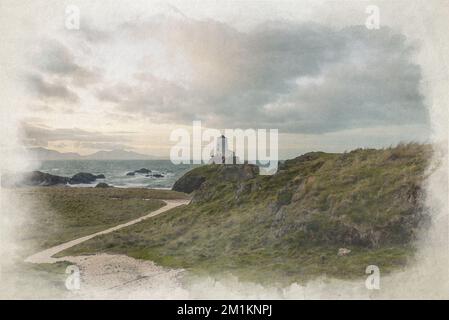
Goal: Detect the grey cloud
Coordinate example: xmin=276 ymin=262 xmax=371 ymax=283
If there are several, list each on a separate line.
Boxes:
xmin=96 ymin=74 xmax=188 ymax=116
xmin=35 ymin=39 xmax=102 ymax=88
xmin=99 ymin=18 xmax=428 ymax=134
xmin=77 ymin=23 xmax=112 ymax=43
xmin=27 ymin=74 xmax=79 ymax=103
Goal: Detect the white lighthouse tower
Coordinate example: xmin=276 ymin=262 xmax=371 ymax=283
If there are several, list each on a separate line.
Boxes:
xmin=209 ymin=135 xmax=238 ymax=164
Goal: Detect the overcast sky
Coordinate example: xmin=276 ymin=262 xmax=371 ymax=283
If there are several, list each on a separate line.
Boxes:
xmin=14 ymin=0 xmax=432 ymax=159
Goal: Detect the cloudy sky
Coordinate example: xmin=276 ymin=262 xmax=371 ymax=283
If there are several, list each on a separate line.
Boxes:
xmin=15 ymin=0 xmax=432 ymax=159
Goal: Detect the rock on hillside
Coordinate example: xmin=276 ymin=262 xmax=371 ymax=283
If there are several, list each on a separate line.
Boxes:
xmin=172 ymin=175 xmax=206 ymax=194
xmin=172 ymin=164 xmax=259 ymax=194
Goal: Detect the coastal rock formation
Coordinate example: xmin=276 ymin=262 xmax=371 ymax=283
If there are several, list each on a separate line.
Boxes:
xmin=95 ymin=182 xmax=111 ymax=188
xmin=151 ymin=173 xmax=164 ymax=178
xmin=135 ymin=168 xmax=151 ymax=174
xmin=172 ymin=164 xmax=259 ymax=194
xmin=2 ymin=171 xmax=107 ymax=187
xmin=126 ymin=168 xmax=157 ymax=176
xmin=22 ymin=171 xmax=69 ymax=186
xmin=69 ymin=172 xmax=105 ymax=184
xmin=172 ymin=174 xmax=206 ymax=194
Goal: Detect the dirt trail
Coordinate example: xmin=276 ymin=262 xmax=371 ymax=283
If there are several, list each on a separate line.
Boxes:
xmin=25 ymin=199 xmax=189 ymax=264
xmin=23 ymin=199 xmax=190 ymax=298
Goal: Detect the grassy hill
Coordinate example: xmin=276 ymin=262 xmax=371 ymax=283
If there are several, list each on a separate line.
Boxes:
xmin=61 ymin=143 xmax=432 ymax=284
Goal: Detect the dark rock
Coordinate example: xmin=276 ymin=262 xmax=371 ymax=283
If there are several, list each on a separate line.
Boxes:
xmin=218 ymin=164 xmax=259 ymax=181
xmin=126 ymin=172 xmax=135 ymax=176
xmin=96 ymin=174 xmax=105 ymax=179
xmin=95 ymin=182 xmax=111 ymax=188
xmin=22 ymin=171 xmax=69 ymax=186
xmin=135 ymin=168 xmax=151 ymax=174
xmin=152 ymin=173 xmax=164 ymax=178
xmin=173 ymin=175 xmax=206 ymax=194
xmin=173 ymin=163 xmax=258 ymax=194
xmin=69 ymin=172 xmax=99 ymax=184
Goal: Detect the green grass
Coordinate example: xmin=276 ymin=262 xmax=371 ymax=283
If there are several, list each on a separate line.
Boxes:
xmin=60 ymin=201 xmax=416 ymax=284
xmin=60 ymin=143 xmax=432 ymax=284
xmin=15 ymin=187 xmax=188 ymax=255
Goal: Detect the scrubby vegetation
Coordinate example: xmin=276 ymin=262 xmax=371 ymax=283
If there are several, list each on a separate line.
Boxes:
xmin=62 ymin=144 xmax=432 ymax=284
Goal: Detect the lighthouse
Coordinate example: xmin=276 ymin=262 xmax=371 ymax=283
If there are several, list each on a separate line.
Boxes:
xmin=209 ymin=135 xmax=238 ymax=164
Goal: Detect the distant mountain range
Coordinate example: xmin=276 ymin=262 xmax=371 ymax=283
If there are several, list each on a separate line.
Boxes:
xmin=27 ymin=147 xmax=161 ymax=160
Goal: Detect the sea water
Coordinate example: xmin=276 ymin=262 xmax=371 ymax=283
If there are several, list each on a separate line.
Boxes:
xmin=36 ymin=160 xmax=198 ymax=189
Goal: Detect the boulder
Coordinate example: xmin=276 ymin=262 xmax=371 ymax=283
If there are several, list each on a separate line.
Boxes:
xmin=172 ymin=175 xmax=206 ymax=194
xmin=218 ymin=164 xmax=259 ymax=181
xmin=95 ymin=182 xmax=111 ymax=188
xmin=152 ymin=173 xmax=164 ymax=178
xmin=69 ymin=172 xmax=99 ymax=184
xmin=172 ymin=163 xmax=259 ymax=194
xmin=135 ymin=168 xmax=151 ymax=174
xmin=126 ymin=172 xmax=135 ymax=176
xmin=21 ymin=171 xmax=69 ymax=186
xmin=96 ymin=174 xmax=106 ymax=179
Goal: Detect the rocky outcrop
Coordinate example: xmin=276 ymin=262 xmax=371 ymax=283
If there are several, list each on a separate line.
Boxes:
xmin=217 ymin=164 xmax=259 ymax=181
xmin=95 ymin=182 xmax=111 ymax=188
xmin=69 ymin=172 xmax=105 ymax=184
xmin=126 ymin=168 xmax=161 ymax=177
xmin=173 ymin=175 xmax=206 ymax=194
xmin=23 ymin=171 xmax=69 ymax=186
xmin=135 ymin=168 xmax=151 ymax=174
xmin=172 ymin=164 xmax=259 ymax=194
xmin=151 ymin=173 xmax=164 ymax=178
xmin=2 ymin=171 xmax=106 ymax=187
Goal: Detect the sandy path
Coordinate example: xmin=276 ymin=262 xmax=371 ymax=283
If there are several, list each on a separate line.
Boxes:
xmin=25 ymin=199 xmax=190 ymax=264
xmin=23 ymin=199 xmax=190 ymax=298
xmin=59 ymin=253 xmax=189 ymax=299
